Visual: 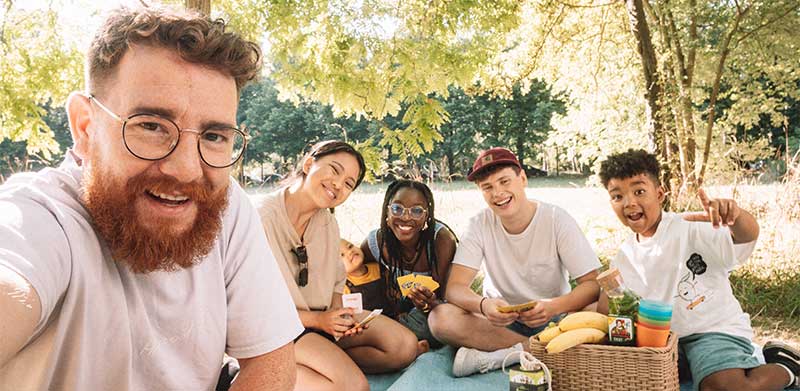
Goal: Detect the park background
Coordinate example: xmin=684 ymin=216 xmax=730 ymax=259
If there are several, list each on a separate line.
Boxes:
xmin=1 ymin=0 xmax=798 ymax=346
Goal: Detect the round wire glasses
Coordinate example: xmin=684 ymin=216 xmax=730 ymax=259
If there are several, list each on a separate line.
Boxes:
xmin=89 ymin=94 xmax=246 ymax=168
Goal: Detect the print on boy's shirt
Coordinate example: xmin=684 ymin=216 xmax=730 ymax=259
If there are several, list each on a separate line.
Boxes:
xmin=675 ymin=253 xmax=713 ymax=310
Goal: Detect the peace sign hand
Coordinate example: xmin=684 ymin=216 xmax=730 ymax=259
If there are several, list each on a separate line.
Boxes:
xmin=682 ymin=188 xmax=741 ymax=228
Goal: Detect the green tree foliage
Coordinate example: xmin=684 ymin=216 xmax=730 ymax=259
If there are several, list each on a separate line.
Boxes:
xmin=237 ymin=79 xmax=380 ymax=176
xmin=225 ymin=0 xmax=522 ymax=157
xmin=467 ymin=0 xmax=799 ymax=191
xmin=0 ymin=3 xmax=82 ymax=158
xmin=479 ymin=81 xmax=567 ymax=168
xmin=0 ymin=103 xmax=71 ymax=180
xmin=433 ymin=86 xmax=486 ymax=178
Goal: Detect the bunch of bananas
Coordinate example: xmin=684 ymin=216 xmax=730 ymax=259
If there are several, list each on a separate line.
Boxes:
xmin=536 ymin=312 xmax=608 ymax=354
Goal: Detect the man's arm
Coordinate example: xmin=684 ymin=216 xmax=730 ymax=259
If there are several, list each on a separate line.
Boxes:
xmin=230 ymin=342 xmax=295 ymax=391
xmin=445 ymin=264 xmax=518 ymax=326
xmin=553 ymin=269 xmax=601 ymax=313
xmin=0 ymin=266 xmax=41 ymax=367
xmin=443 ymin=264 xmax=481 ymax=312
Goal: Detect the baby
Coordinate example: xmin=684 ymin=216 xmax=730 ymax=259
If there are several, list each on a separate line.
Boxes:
xmin=339 ymin=239 xmax=387 ymax=311
xmin=339 ymin=239 xmax=430 ymax=356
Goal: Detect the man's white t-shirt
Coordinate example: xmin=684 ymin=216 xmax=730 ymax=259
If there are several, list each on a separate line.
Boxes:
xmin=454 ymin=201 xmax=600 ymax=305
xmin=611 ymin=211 xmax=756 ymax=340
xmin=0 ymin=154 xmax=303 ymax=390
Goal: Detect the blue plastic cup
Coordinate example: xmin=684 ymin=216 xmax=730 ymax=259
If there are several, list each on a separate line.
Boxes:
xmin=639 ymin=299 xmax=673 ymax=320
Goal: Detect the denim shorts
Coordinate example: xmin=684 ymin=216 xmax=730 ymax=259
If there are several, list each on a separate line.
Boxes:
xmin=506 ymin=314 xmax=565 ymax=337
xmin=678 ymin=332 xmax=761 ymax=391
xmin=397 ymin=308 xmax=443 ymax=348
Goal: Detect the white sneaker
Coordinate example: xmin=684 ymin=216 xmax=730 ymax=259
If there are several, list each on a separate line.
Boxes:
xmin=452 ymin=347 xmax=494 ymax=377
xmin=452 ymin=346 xmax=511 ymax=377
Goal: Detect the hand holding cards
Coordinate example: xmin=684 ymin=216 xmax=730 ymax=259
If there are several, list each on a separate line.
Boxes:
xmin=497 ymin=300 xmax=539 ymax=313
xmin=335 ymin=308 xmax=382 ymax=341
xmin=397 ymin=274 xmax=439 ymax=297
xmin=352 ymin=308 xmax=382 ymax=329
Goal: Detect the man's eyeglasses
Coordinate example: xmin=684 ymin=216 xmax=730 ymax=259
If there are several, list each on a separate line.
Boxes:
xmin=88 ymin=94 xmax=247 ymax=168
xmin=388 ymin=203 xmax=428 ymax=220
xmin=291 ymin=245 xmax=308 ymax=287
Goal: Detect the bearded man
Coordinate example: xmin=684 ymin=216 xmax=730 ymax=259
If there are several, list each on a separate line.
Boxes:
xmin=0 ymin=6 xmax=302 ymax=390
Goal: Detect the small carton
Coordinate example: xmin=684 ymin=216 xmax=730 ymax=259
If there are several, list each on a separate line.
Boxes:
xmin=508 ymin=364 xmax=549 ymax=391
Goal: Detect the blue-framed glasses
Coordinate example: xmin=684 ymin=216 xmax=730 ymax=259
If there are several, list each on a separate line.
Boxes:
xmin=388 ymin=203 xmax=427 ymax=220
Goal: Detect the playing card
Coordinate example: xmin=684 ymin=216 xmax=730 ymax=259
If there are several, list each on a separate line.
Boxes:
xmin=415 ymin=275 xmax=439 ymax=292
xmin=397 ymin=274 xmax=416 ymax=296
xmin=497 ymin=300 xmax=539 ymax=313
xmin=342 ymin=293 xmax=363 ymax=314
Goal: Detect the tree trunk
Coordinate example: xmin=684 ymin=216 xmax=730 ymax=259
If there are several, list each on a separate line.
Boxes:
xmin=445 ymin=150 xmax=456 ymax=179
xmin=625 ymin=0 xmax=668 ymax=162
xmin=663 ymin=6 xmax=698 ymax=186
xmin=185 ymin=0 xmax=211 ymax=15
xmin=516 ymin=136 xmax=525 ymax=168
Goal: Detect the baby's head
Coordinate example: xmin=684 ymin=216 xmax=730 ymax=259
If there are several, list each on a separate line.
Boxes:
xmin=599 ymin=149 xmax=665 ymax=238
xmin=339 ymin=239 xmax=365 ymax=274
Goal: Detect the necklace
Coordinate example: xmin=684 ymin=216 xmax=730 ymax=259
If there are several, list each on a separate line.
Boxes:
xmin=399 ymin=240 xmax=424 ymax=269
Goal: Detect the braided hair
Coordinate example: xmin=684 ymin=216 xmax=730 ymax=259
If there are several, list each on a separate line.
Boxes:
xmin=379 ymin=179 xmax=440 ymax=315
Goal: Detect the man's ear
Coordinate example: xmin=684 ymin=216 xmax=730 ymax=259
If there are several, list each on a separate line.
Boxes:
xmin=66 ymin=92 xmax=93 ymax=161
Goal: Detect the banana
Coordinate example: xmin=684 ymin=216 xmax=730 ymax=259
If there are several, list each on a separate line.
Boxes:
xmin=558 ymin=312 xmax=608 ymax=333
xmin=545 ymin=328 xmax=606 ymax=354
xmin=537 ymin=322 xmax=562 ymax=343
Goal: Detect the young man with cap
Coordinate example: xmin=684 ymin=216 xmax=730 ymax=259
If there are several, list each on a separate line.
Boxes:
xmin=428 ymin=147 xmax=601 ymax=377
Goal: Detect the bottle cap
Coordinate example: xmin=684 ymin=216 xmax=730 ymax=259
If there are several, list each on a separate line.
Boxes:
xmin=596 ymin=268 xmax=622 ymax=291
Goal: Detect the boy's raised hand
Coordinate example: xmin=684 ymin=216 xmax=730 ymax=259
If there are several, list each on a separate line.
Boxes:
xmin=683 ymin=188 xmax=741 ymax=229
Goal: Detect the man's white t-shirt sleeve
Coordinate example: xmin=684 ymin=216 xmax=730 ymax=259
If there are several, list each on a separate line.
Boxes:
xmin=0 ymin=198 xmax=71 ymax=336
xmin=553 ymin=207 xmax=601 ymax=278
xmin=222 ymin=184 xmax=302 ymax=359
xmin=452 ymin=213 xmax=484 ymax=270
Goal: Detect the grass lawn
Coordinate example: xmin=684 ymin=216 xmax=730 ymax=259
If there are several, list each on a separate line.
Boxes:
xmin=249 ymin=176 xmax=800 ymax=347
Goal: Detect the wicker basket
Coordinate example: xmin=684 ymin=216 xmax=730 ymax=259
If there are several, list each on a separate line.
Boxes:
xmin=528 ymin=332 xmax=679 ymax=391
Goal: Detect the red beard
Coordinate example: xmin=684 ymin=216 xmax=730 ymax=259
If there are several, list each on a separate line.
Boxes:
xmin=82 ymin=164 xmax=228 ymax=274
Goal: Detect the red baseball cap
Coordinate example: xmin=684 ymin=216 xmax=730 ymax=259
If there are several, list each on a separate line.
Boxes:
xmin=467 ymin=147 xmax=522 ymax=182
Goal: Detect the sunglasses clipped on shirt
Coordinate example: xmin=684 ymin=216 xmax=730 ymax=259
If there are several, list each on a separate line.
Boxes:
xmin=291 ymin=245 xmax=308 ymax=287
xmin=388 ymin=203 xmax=428 ymax=220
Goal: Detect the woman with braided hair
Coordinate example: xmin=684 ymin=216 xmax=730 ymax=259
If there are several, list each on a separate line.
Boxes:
xmin=360 ymin=179 xmax=458 ymax=348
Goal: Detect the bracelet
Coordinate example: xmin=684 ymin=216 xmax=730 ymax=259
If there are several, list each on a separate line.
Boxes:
xmin=479 ymin=297 xmax=488 ymax=316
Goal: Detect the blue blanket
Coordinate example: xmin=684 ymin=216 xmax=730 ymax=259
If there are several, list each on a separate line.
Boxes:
xmin=366 ymin=345 xmax=796 ymax=391
xmin=367 ymin=346 xmax=505 ymax=391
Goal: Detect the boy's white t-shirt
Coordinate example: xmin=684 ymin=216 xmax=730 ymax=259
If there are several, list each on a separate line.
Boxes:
xmin=611 ymin=211 xmax=756 ymax=340
xmin=0 ymin=154 xmax=303 ymax=391
xmin=454 ymin=201 xmax=600 ymax=305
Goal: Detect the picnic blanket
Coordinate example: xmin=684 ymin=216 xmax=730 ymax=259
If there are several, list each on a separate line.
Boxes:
xmin=366 ymin=343 xmax=798 ymax=391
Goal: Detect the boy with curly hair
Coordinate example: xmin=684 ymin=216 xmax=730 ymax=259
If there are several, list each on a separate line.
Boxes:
xmin=598 ymin=149 xmax=800 ymax=391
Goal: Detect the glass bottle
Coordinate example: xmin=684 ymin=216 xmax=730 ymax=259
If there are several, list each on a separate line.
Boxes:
xmin=597 ymin=268 xmax=640 ymax=346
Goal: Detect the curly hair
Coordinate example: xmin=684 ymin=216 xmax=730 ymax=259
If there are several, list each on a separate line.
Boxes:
xmin=598 ymin=149 xmax=661 ymax=188
xmin=87 ymin=6 xmax=261 ymax=95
